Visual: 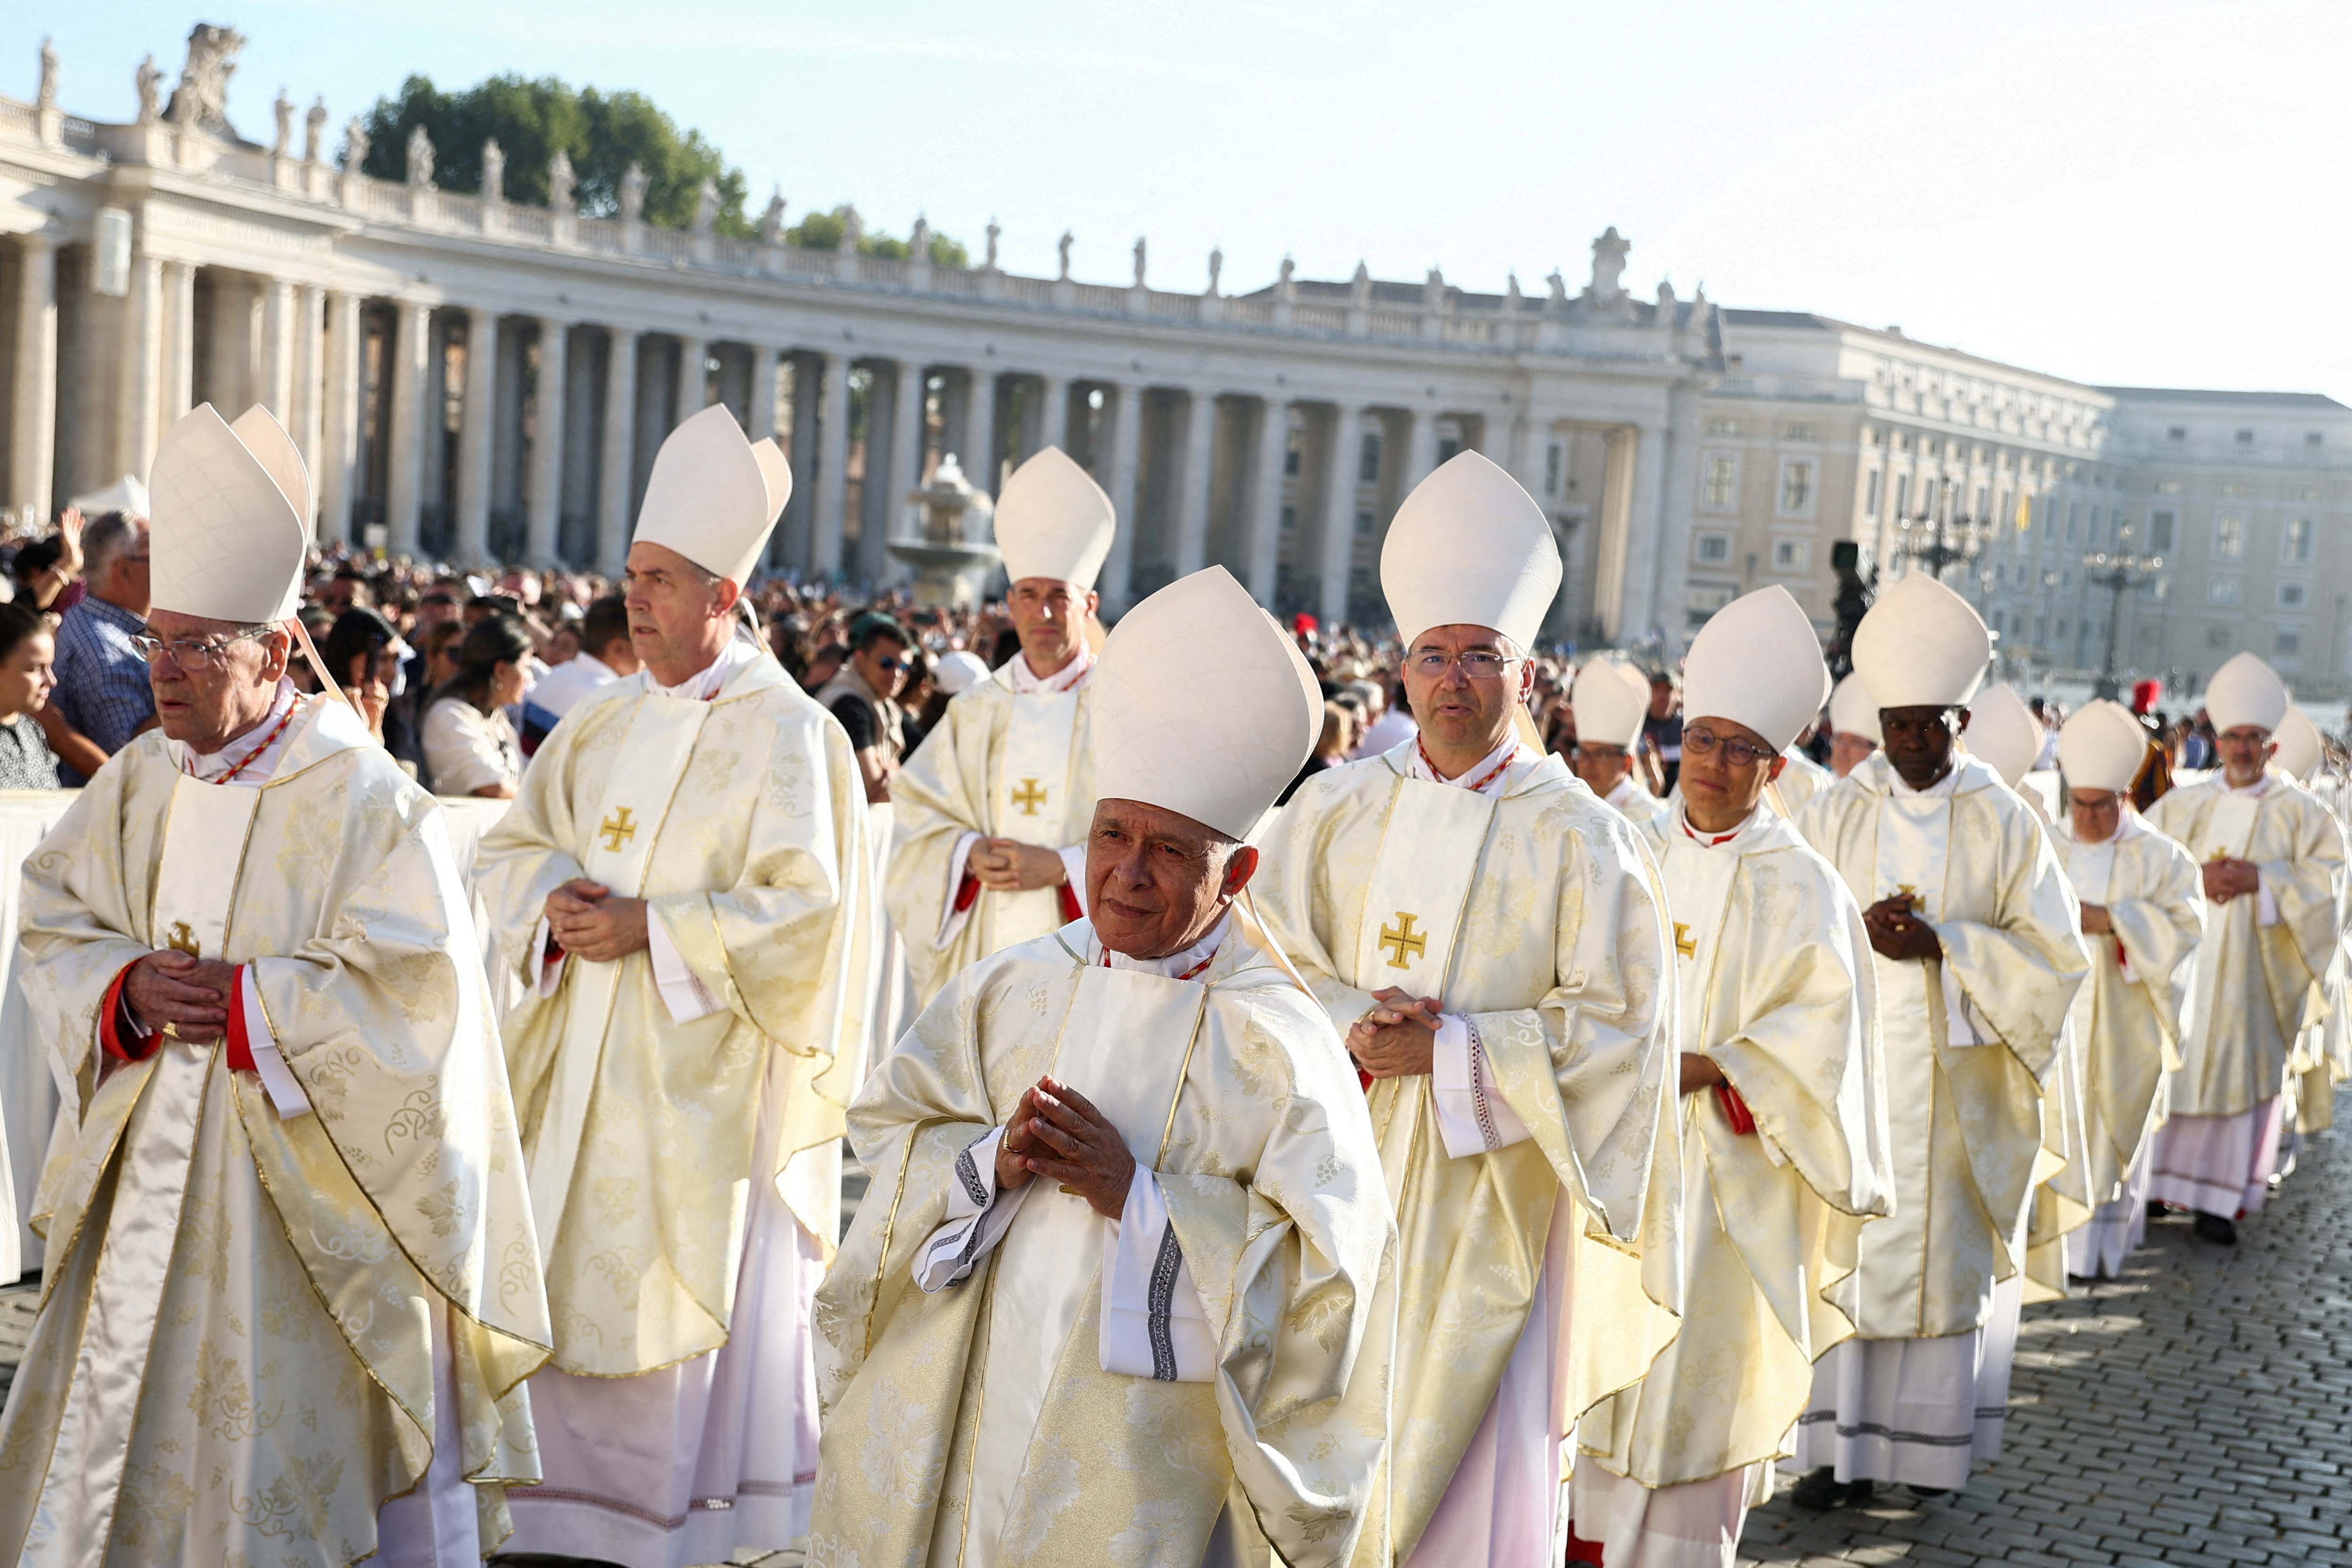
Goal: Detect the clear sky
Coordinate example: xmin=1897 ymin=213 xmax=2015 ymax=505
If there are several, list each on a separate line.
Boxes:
xmin=10 ymin=0 xmax=2348 ymax=397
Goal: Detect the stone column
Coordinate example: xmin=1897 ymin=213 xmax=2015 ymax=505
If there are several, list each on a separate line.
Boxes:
xmin=1037 ymin=372 xmax=1070 ymax=455
xmin=1100 ymin=382 xmax=1144 ymax=613
xmin=165 ymin=262 xmax=198 ymax=422
xmin=452 ymin=308 xmax=497 ymax=564
xmin=743 ymin=344 xmax=780 ymax=441
xmin=526 ymin=319 xmax=569 ymax=567
xmin=811 ymin=352 xmax=851 ymax=577
xmin=1171 ymin=388 xmax=1217 ymax=579
xmin=1243 ymin=395 xmax=1288 ymax=604
xmin=886 ymin=358 xmax=926 ymax=554
xmin=118 ymin=255 xmax=167 ymax=486
xmin=674 ymin=335 xmax=707 ymax=427
xmin=294 ymin=286 xmax=326 ymax=519
xmin=1401 ymin=406 xmax=1442 ymax=494
xmin=319 ymin=291 xmax=363 ymax=543
xmin=968 ymin=369 xmax=1001 ymax=494
xmin=384 ymin=301 xmax=433 ymax=555
xmin=1318 ymin=405 xmax=1364 ymax=626
xmin=597 ymin=328 xmax=639 ymax=574
xmin=7 ymin=233 xmax=57 ymax=523
xmin=260 ymin=278 xmax=297 ymax=422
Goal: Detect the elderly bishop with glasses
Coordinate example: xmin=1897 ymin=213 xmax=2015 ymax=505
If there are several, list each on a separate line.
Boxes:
xmin=1255 ymin=452 xmax=1685 ymax=1565
xmin=0 ymin=406 xmax=548 ymax=1564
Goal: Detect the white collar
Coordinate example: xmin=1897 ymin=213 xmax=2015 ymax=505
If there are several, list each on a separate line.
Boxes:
xmin=168 ymin=679 xmax=305 ymax=787
xmin=1605 ymin=774 xmax=1642 ymax=808
xmin=1089 ymin=911 xmax=1232 ymax=979
xmin=1409 ymin=736 xmax=1518 ymax=796
xmin=2225 ymin=772 xmax=2273 ymax=798
xmin=2065 ymin=809 xmax=2145 ymax=848
xmin=1675 ymin=801 xmax=1760 ymax=849
xmin=1890 ymin=761 xmax=1962 ymax=799
xmin=1011 ymin=640 xmax=1095 ymax=695
xmin=649 ymin=637 xmax=758 ymax=701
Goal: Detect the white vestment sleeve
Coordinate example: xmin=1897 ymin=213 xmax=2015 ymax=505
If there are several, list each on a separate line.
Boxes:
xmin=529 ymin=917 xmax=564 ymax=998
xmin=913 ymin=1127 xmax=1033 ymax=1292
xmin=936 ymin=830 xmax=985 ymax=947
xmin=646 ymin=908 xmax=723 ymax=1024
xmin=1939 ymin=962 xmax=1993 ymax=1046
xmin=1057 ymin=844 xmax=1089 ymax=915
xmin=238 ymin=966 xmax=314 ymax=1118
xmin=2255 ymin=872 xmax=2280 ymax=928
xmin=1429 ymin=1012 xmax=1534 ymax=1158
xmin=1099 ymin=1169 xmax=1216 ymax=1383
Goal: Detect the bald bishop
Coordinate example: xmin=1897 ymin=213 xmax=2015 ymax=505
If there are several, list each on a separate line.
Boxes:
xmin=887 ymin=447 xmax=1116 ymax=1006
xmin=477 ymin=406 xmax=877 ymax=1563
xmin=1257 ymin=452 xmax=1682 ymax=1567
xmin=810 ymin=566 xmax=1392 ymax=1568
xmin=0 ymin=406 xmax=547 ymax=1565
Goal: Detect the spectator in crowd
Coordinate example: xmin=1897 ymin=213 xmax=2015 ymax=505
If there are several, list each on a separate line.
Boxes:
xmin=320 ymin=605 xmax=417 ymax=769
xmin=1643 ymin=665 xmax=1685 ymax=790
xmin=818 ymin=611 xmax=911 ymax=803
xmin=896 ymin=646 xmax=938 ymax=754
xmin=0 ymin=601 xmax=62 ymax=789
xmin=10 ymin=509 xmax=84 ymax=613
xmin=522 ymin=594 xmax=638 ymax=747
xmin=48 ymin=509 xmax=154 ymax=784
xmin=318 ymin=567 xmax=372 ymax=615
xmin=422 ymin=614 xmax=531 ymax=798
xmin=1278 ymin=698 xmax=1359 ymax=804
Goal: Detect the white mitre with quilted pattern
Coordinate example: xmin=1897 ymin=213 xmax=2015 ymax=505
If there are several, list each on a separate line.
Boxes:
xmin=995 ymin=446 xmax=1115 ymax=589
xmin=1089 ymin=565 xmax=1320 ymax=839
xmin=1381 ymin=450 xmax=1561 ymax=650
xmin=148 ymin=403 xmax=310 ymax=624
xmin=632 ymin=404 xmax=792 ymax=586
xmin=1964 ymin=682 xmax=2039 ymax=789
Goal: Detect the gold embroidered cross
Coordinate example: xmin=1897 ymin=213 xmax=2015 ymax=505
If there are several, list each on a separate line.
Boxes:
xmin=1010 ymin=777 xmax=1048 ymax=817
xmin=165 ymin=921 xmax=199 ymax=957
xmin=598 ymin=807 xmax=638 ymax=853
xmin=1673 ymin=922 xmax=1695 ymax=959
xmin=1895 ymin=883 xmax=1923 ymax=912
xmin=1378 ymin=912 xmax=1426 ymax=970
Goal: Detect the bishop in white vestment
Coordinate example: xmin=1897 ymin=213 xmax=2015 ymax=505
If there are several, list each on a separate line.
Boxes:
xmin=2050 ymin=702 xmax=2204 ymax=1278
xmin=1256 ymin=454 xmax=1683 ymax=1567
xmin=810 ymin=566 xmax=1393 ymax=1568
xmin=476 ymin=407 xmax=878 ymax=1564
xmin=1568 ymin=589 xmax=1892 ymax=1568
xmin=2145 ymin=653 xmax=2346 ymax=1244
xmin=886 ymin=448 xmax=1116 ymax=1005
xmin=1570 ymin=657 xmax=1671 ymax=829
xmin=0 ymin=406 xmax=547 ymax=1565
xmin=1790 ymin=574 xmax=2089 ymax=1507
xmin=1827 ymin=675 xmax=1882 ymax=780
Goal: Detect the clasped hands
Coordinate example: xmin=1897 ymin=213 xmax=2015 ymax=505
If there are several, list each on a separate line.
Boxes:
xmin=2201 ymin=857 xmax=2260 ymax=904
xmin=123 ymin=949 xmax=241 ymax=1045
xmin=970 ymin=837 xmax=1067 ymax=892
xmin=1350 ymin=987 xmax=1440 ymax=1079
xmin=994 ymin=1075 xmax=1135 ymax=1219
xmin=544 ymin=878 xmax=652 ymax=963
xmin=1863 ymin=894 xmax=1941 ymax=962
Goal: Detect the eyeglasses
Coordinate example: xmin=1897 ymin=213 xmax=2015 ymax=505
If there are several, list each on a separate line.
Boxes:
xmin=874 ymin=655 xmax=906 ymax=672
xmin=1409 ymin=650 xmax=1519 ymax=679
xmin=1681 ymin=728 xmax=1774 ymax=768
xmin=130 ymin=627 xmax=272 ymax=670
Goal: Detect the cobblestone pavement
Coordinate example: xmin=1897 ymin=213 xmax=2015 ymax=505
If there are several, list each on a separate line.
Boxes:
xmin=6 ymin=1132 xmax=2348 ymax=1567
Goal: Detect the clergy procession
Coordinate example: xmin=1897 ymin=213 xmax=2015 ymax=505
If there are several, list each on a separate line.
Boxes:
xmin=3 ymin=396 xmax=2351 ymax=1568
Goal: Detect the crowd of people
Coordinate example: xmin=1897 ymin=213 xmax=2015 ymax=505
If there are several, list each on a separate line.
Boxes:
xmin=0 ymin=397 xmax=2347 ymax=1568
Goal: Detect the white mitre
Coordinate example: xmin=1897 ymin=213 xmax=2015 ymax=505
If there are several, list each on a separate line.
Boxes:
xmin=1570 ymin=658 xmax=1650 ymax=750
xmin=1089 ymin=565 xmax=1320 ymax=840
xmin=2205 ymin=650 xmax=2291 ymax=735
xmin=1964 ymin=682 xmax=2039 ymax=789
xmin=1381 ymin=451 xmax=1561 ymax=649
xmin=2058 ymin=700 xmax=2150 ymax=794
xmin=149 ymin=403 xmax=310 ymax=623
xmin=1829 ymin=674 xmax=1882 ymax=744
xmin=1851 ymin=572 xmax=1990 ymax=709
xmin=1682 ymin=586 xmax=1831 ymax=753
xmin=2275 ymin=705 xmax=2322 ymax=780
xmin=995 ymin=446 xmax=1115 ymax=589
xmin=632 ymin=404 xmax=791 ymax=586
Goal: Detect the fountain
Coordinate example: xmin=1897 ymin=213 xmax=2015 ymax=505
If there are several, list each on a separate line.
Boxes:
xmin=887 ymin=454 xmax=1002 ymax=608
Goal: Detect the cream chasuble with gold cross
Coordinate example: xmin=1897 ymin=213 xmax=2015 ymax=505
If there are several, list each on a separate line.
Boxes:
xmin=1255 ymin=738 xmax=1685 ymax=1565
xmin=0 ymin=695 xmax=548 ymax=1565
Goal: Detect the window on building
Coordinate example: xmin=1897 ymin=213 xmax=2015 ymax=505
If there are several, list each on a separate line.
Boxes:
xmin=2279 ymin=582 xmax=2307 ymax=609
xmin=2167 ymin=426 xmax=2187 ymax=441
xmin=1894 ymin=474 xmax=1911 ymax=518
xmin=2150 ymin=510 xmax=2176 ymax=552
xmin=1696 ymin=532 xmax=1732 ymax=564
xmin=1707 ymin=418 xmax=1740 ymax=438
xmin=1359 ymin=433 xmax=1383 ymax=483
xmin=1784 ymin=422 xmax=1817 ymax=441
xmin=2157 ymin=478 xmax=2184 ymax=494
xmin=1703 ymin=454 xmax=1737 ymax=508
xmin=1772 ymin=538 xmax=1811 ymax=571
xmin=2066 ymin=501 xmax=2079 ymax=541
xmin=2214 ymin=514 xmax=2246 ymax=559
xmin=1780 ymin=461 xmax=1814 ymax=513
xmin=1974 ymin=484 xmax=1988 ymax=520
xmin=2207 ymin=627 xmax=2231 ymax=648
xmin=2279 ymin=630 xmax=2302 ymax=656
xmin=1354 ymin=509 xmax=1376 ymax=536
xmin=1544 ymin=442 xmax=1563 ymax=496
xmin=1436 ymin=437 xmax=1461 ymax=465
xmin=1866 ymin=469 xmax=1883 ymax=516
xmin=2236 ymin=429 xmax=2255 ymax=444
xmin=2284 ymin=517 xmax=2314 ymax=562
xmin=2308 ymin=431 xmax=2325 ymax=446
xmin=2208 ymin=577 xmax=2243 ymax=606
xmin=1284 ymin=429 xmax=1303 ymax=476
xmin=2295 ymin=486 xmax=2324 ymax=502
xmin=1687 ymin=584 xmax=1736 ymax=624
xmin=2220 ymin=482 xmax=2249 ymax=498
xmin=2056 ymin=617 xmax=2068 ymax=639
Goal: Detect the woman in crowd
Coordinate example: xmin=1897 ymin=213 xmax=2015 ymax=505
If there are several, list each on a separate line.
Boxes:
xmin=321 ymin=605 xmax=419 ymax=771
xmin=1277 ymin=698 xmax=1358 ymax=804
xmin=0 ymin=602 xmax=61 ymax=790
xmin=421 ymin=614 xmax=531 ymax=798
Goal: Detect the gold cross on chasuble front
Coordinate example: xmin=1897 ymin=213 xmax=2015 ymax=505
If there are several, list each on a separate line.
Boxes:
xmin=599 ymin=807 xmax=638 ymax=853
xmin=1673 ymin=922 xmax=1695 ymax=959
xmin=1010 ymin=777 xmax=1048 ymax=817
xmin=1378 ymin=912 xmax=1427 ymax=970
xmin=166 ymin=922 xmax=200 ymax=957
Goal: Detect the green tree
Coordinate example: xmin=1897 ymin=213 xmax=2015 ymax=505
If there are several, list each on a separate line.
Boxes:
xmin=785 ymin=204 xmax=970 ymax=266
xmin=360 ymin=73 xmax=753 ymax=235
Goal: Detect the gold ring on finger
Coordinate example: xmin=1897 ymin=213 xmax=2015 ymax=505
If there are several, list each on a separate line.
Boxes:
xmin=162 ymin=1021 xmax=180 ymax=1040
